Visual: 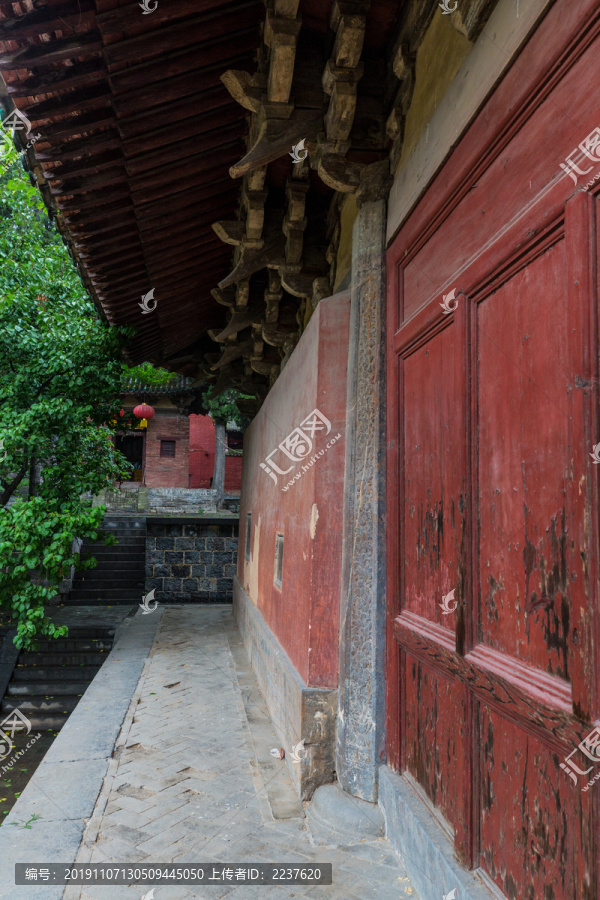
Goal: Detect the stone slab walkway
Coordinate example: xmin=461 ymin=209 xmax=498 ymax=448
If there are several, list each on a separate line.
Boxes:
xmin=2 ymin=606 xmax=419 ymax=899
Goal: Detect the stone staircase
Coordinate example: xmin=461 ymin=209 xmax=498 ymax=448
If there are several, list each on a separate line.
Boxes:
xmin=1 ymin=627 xmax=115 ymax=731
xmin=67 ymin=515 xmax=146 ymax=604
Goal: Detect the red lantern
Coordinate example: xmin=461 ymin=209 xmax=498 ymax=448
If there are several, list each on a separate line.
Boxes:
xmin=133 ymin=403 xmax=155 ymax=420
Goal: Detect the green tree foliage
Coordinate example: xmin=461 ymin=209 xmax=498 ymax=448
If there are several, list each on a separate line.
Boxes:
xmin=201 ymin=388 xmax=250 ymax=429
xmin=0 ymin=141 xmax=132 ymax=647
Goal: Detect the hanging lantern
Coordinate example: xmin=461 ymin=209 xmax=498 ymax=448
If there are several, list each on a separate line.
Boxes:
xmin=133 ymin=403 xmax=155 ymax=430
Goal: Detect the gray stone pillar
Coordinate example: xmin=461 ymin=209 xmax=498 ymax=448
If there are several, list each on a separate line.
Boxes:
xmin=337 ymin=163 xmax=390 ymax=802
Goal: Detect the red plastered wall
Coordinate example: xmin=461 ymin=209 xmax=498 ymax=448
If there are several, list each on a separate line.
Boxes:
xmin=237 ymin=293 xmax=350 ymax=689
xmin=189 ymin=414 xmax=243 ymax=493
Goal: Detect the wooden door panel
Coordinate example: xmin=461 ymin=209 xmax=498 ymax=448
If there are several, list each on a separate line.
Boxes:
xmin=398 ymin=5 xmax=600 ymax=327
xmin=403 ymin=324 xmax=466 ymax=622
xmin=405 ymin=657 xmax=467 ymax=835
xmin=386 ymin=6 xmax=600 ymax=896
xmin=479 ymin=702 xmax=587 ymax=899
xmin=476 ymin=243 xmax=571 ymax=676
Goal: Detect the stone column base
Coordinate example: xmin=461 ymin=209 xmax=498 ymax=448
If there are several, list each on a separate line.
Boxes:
xmin=306 ymin=783 xmax=384 ymax=845
xmin=233 ymin=577 xmax=336 ymax=800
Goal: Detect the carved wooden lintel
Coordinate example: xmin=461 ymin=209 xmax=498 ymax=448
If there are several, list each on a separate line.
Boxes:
xmin=264 ymin=12 xmax=302 ymax=105
xmin=279 ymin=333 xmax=298 ymax=370
xmin=230 ymin=109 xmax=323 ymax=179
xmin=311 ymin=276 xmax=331 ymax=310
xmin=450 ymin=0 xmax=497 ymax=42
xmin=210 ymin=339 xmax=253 ymax=371
xmin=220 ymin=70 xmax=266 ymax=113
xmin=355 ymin=158 xmax=392 ymax=207
xmin=318 ymin=153 xmax=362 ymax=192
xmin=212 ymin=220 xmax=246 ymax=245
xmin=210 ymin=301 xmax=264 ymax=343
xmin=331 ymin=8 xmax=367 ymax=68
xmin=218 ymin=232 xmax=286 ymax=288
xmin=211 ymin=286 xmax=236 ymax=307
xmin=280 ymin=270 xmax=315 ymax=298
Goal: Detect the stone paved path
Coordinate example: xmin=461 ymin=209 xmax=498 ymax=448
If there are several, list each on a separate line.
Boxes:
xmin=63 ymin=606 xmax=419 ymax=900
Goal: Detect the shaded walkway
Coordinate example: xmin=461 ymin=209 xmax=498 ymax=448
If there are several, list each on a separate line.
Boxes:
xmin=68 ymin=607 xmax=417 ymax=899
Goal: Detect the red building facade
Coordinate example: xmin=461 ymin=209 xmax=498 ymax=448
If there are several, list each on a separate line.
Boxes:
xmin=189 ymin=414 xmax=243 ymax=492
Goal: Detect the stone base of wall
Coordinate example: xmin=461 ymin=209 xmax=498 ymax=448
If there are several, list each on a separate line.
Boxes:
xmin=233 ymin=577 xmax=336 ymax=801
xmin=379 ymin=766 xmax=495 ymax=900
xmin=146 ymin=517 xmax=238 ymax=603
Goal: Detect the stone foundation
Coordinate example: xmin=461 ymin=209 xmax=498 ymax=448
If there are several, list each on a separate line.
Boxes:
xmin=145 ymin=517 xmax=238 ymax=603
xmin=379 ymin=766 xmax=494 ymax=900
xmin=233 ymin=577 xmax=336 ymax=800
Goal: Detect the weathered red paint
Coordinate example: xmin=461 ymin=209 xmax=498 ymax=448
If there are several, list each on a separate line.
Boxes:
xmin=237 ymin=294 xmax=349 ymax=689
xmin=386 ymin=1 xmax=600 ymax=896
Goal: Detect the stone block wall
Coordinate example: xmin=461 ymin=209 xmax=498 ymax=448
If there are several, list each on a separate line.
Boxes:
xmin=145 ymin=517 xmax=238 ymax=603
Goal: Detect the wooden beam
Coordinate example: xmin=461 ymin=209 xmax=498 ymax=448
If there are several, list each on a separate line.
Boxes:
xmin=102 ymin=3 xmax=261 ymax=67
xmin=220 ymin=69 xmax=264 ymax=113
xmin=5 ymin=61 xmax=104 ymax=99
xmin=218 ymin=232 xmax=286 ymax=288
xmin=317 ymin=153 xmax=362 ymax=192
xmin=0 ymin=32 xmax=103 ymax=69
xmin=230 ymin=109 xmax=322 ymax=179
xmin=450 ymin=0 xmax=498 ymax=41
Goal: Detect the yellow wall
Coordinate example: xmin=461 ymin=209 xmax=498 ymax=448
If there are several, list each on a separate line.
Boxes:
xmin=331 ymin=12 xmax=471 ymax=287
xmin=396 ymin=11 xmax=472 ymax=172
xmin=333 ymin=194 xmax=359 ymax=293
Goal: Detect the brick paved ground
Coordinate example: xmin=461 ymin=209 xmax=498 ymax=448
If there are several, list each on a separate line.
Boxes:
xmin=63 ymin=606 xmax=419 ymax=900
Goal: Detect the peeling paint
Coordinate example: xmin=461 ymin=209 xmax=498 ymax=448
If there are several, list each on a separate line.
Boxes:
xmin=249 ymin=514 xmax=260 ymax=604
xmin=310 ymin=503 xmax=319 ymax=539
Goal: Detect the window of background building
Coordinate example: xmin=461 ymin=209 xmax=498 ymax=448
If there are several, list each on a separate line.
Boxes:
xmin=160 ymin=440 xmax=176 ymax=458
xmin=245 ymin=513 xmax=252 ymax=561
xmin=274 ymin=533 xmax=284 ymax=589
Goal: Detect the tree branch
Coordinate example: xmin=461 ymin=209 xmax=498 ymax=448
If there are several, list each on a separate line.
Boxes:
xmin=0 ymin=457 xmax=30 ymax=508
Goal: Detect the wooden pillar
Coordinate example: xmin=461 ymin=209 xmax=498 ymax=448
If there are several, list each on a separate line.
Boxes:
xmin=337 ymin=175 xmax=389 ymax=801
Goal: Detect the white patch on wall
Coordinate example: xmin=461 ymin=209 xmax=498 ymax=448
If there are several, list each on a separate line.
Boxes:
xmin=310 ymin=503 xmax=319 ymax=539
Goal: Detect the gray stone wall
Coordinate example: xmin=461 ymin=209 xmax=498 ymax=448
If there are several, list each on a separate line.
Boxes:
xmin=145 ymin=518 xmax=238 ymax=603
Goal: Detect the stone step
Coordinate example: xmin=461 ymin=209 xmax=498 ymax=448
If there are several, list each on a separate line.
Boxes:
xmin=73 ymin=576 xmax=144 ymax=589
xmin=30 ymin=638 xmax=112 ymax=653
xmin=26 ymin=715 xmax=70 ymax=730
xmin=68 ymin=588 xmax=142 ymax=601
xmin=2 ymin=696 xmax=79 ymax=715
xmin=78 ymin=551 xmax=144 ymax=563
xmin=12 ymin=666 xmax=99 ymax=682
xmin=7 ymin=682 xmax=89 ymax=697
xmin=17 ymin=651 xmax=107 ymax=666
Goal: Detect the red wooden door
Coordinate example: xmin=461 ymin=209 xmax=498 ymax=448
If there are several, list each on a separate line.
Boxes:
xmin=386 ymin=3 xmax=600 ymax=897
